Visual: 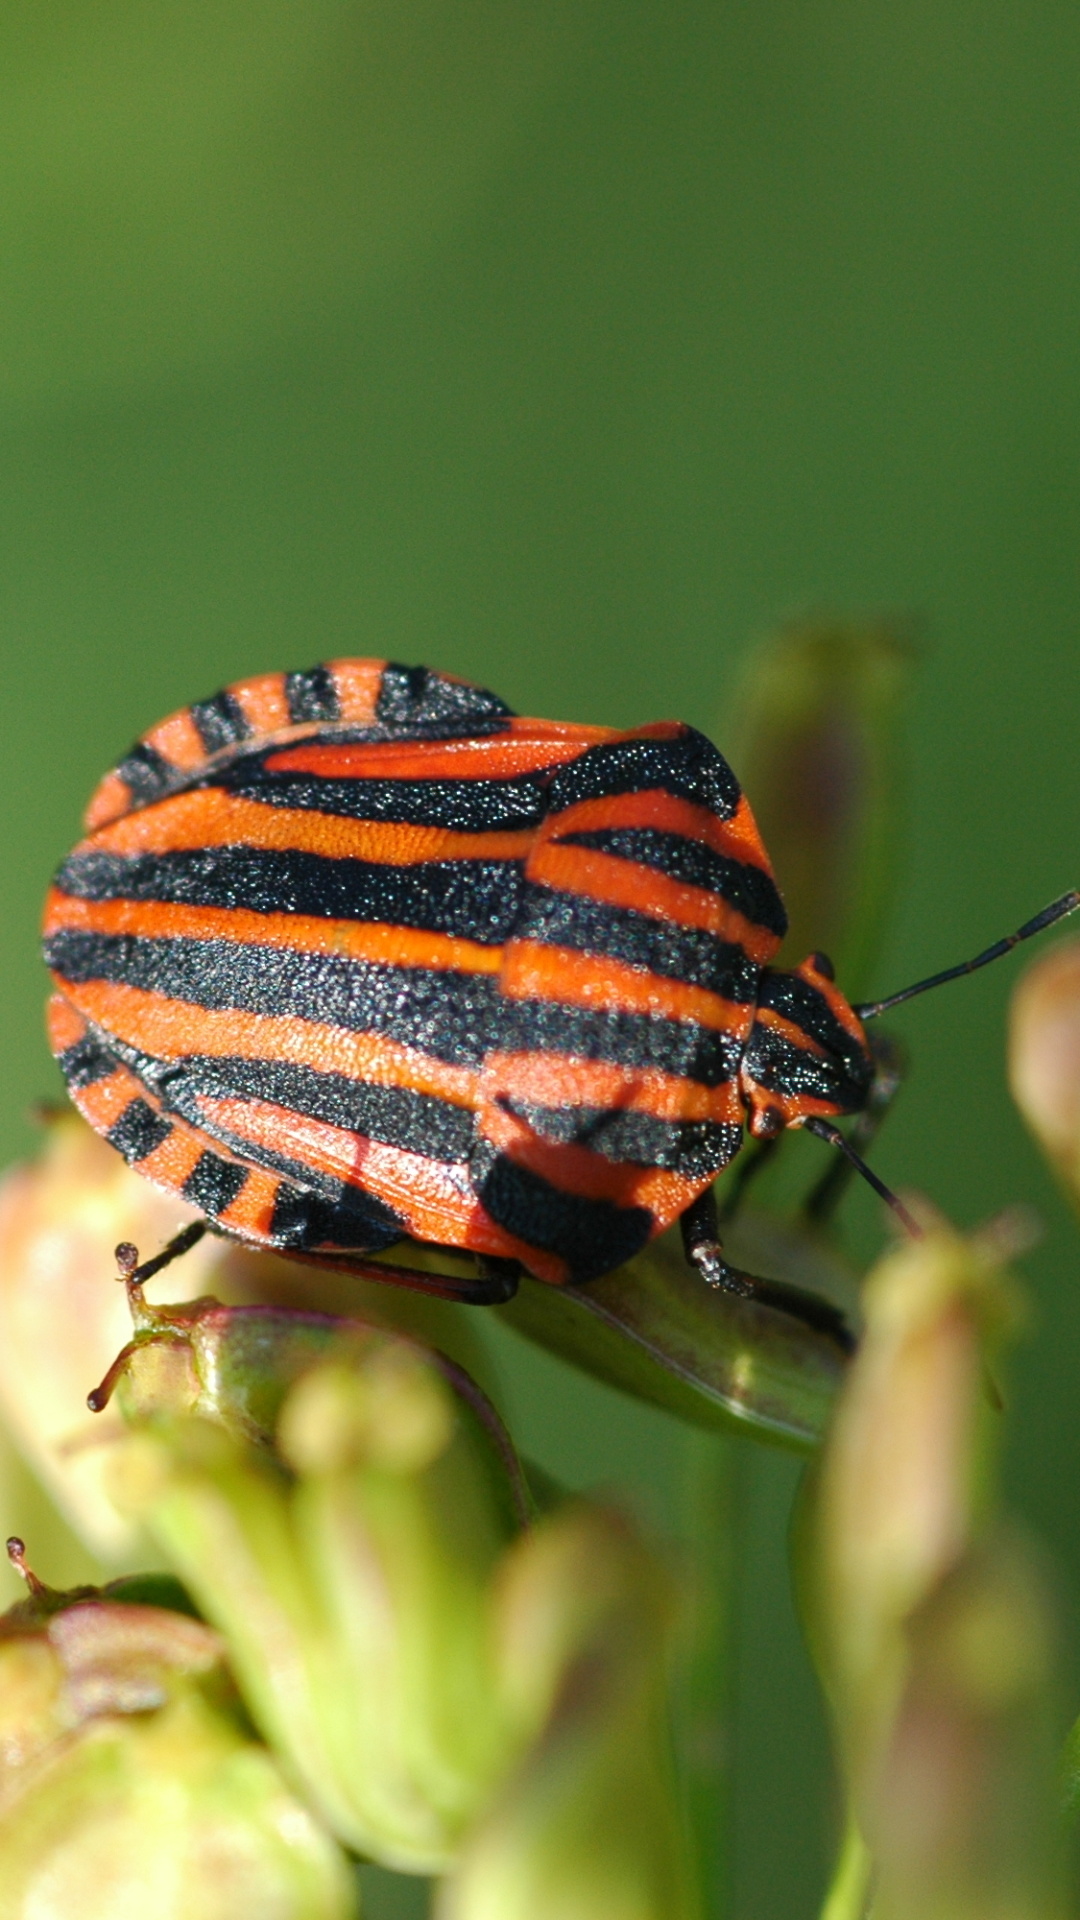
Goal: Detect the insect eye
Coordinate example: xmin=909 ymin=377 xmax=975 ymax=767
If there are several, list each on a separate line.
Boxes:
xmin=810 ymin=951 xmax=835 ymax=981
xmin=755 ymin=1107 xmax=783 ymax=1139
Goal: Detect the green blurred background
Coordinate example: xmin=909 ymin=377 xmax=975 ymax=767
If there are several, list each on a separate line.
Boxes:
xmin=2 ymin=5 xmax=1080 ymax=1915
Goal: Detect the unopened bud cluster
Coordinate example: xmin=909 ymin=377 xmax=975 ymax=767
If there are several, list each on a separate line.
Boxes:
xmin=801 ymin=1214 xmax=1065 ymax=1920
xmin=0 ymin=1137 xmax=698 ymax=1919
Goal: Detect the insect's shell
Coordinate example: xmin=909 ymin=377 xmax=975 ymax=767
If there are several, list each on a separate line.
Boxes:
xmin=43 ymin=660 xmax=788 ymax=1285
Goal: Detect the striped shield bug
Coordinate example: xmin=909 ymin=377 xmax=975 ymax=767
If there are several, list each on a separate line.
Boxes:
xmin=42 ymin=659 xmax=1079 ymax=1342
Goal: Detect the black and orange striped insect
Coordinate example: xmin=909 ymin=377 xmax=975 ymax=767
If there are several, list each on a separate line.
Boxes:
xmin=42 ymin=659 xmax=1078 ymax=1342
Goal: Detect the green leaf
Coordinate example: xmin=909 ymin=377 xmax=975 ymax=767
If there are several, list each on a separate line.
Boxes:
xmin=494 ymin=1237 xmax=848 ymax=1452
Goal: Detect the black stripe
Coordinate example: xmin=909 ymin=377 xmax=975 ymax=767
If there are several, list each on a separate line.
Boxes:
xmin=164 ymin=1055 xmax=475 ymax=1163
xmin=499 ymin=1098 xmax=741 ymax=1180
xmin=45 ymin=930 xmax=502 ymax=1068
xmin=57 ymin=1031 xmax=118 ymax=1090
xmin=54 ymin=846 xmax=526 ymax=945
xmin=44 ymin=926 xmax=748 ymax=1089
xmin=190 ymin=692 xmax=252 ymax=755
xmin=270 ymin=1177 xmax=403 ymax=1252
xmin=470 ymin=1141 xmax=652 ymax=1282
xmin=514 ymin=885 xmax=760 ymax=999
xmin=545 ymin=728 xmax=742 ymax=819
xmin=376 ymin=663 xmax=514 ymax=736
xmin=285 ymin=667 xmax=341 ymax=725
xmin=113 ymin=742 xmax=175 ymax=810
xmin=555 ymin=829 xmax=787 ymax=938
xmin=182 ymin=1151 xmax=248 ymax=1218
xmin=495 ymin=996 xmax=744 ymax=1087
xmin=222 ymin=759 xmax=549 ymax=831
xmin=106 ymin=1097 xmax=173 ymax=1164
xmin=755 ymin=972 xmax=868 ymax=1071
xmin=741 ymin=1026 xmax=871 ymax=1111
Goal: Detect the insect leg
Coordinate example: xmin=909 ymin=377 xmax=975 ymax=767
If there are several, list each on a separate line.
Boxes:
xmin=279 ymin=1245 xmax=522 ymax=1306
xmin=800 ymin=1032 xmax=905 ymax=1225
xmin=680 ymin=1187 xmax=854 ymax=1352
xmin=114 ymin=1219 xmax=209 ymax=1289
xmin=352 ymin=1254 xmax=521 ymax=1307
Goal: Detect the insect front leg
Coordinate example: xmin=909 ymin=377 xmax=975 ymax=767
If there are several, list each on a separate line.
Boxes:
xmin=799 ymin=1031 xmax=905 ymax=1226
xmin=679 ymin=1186 xmax=854 ymax=1353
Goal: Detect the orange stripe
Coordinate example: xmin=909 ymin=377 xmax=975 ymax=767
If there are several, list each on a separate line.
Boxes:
xmin=85 ymin=785 xmax=536 ymax=867
xmin=499 ymin=940 xmax=757 ymax=1035
xmin=527 ymin=839 xmax=775 ymax=963
xmin=51 ymin=979 xmax=480 ymax=1105
xmin=144 ymin=708 xmax=206 ymax=773
xmin=46 ymin=992 xmax=88 ymax=1056
xmin=511 ymin=716 xmax=624 ymax=746
xmin=267 ymin=723 xmax=614 ymax=784
xmin=719 ymin=793 xmax=779 ymax=866
xmin=362 ymin=1138 xmax=524 ymax=1257
xmin=327 ymin=658 xmax=385 ymax=724
xmin=137 ymin=1122 xmax=213 ymax=1191
xmin=232 ymin=672 xmax=293 ymax=736
xmin=481 ymin=1050 xmax=744 ymax=1124
xmin=43 ymin=890 xmax=504 ymax=976
xmin=197 ymin=1094 xmax=363 ymax=1186
xmin=74 ymin=1068 xmax=143 ymax=1133
xmin=547 ymin=786 xmax=777 ymax=882
xmin=477 ymin=1098 xmax=698 ymax=1221
xmin=217 ymin=1165 xmax=281 ymax=1240
xmin=196 ymin=1095 xmax=479 ymax=1247
xmin=741 ymin=1079 xmax=847 ymax=1129
xmin=803 ymin=969 xmax=869 ymax=1046
xmin=620 ymin=720 xmax=686 ymax=742
xmin=751 ymin=1004 xmax=828 ymax=1058
xmin=84 ymin=771 xmax=136 ymax=832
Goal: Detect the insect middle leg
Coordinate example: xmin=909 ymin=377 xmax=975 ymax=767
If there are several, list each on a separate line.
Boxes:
xmin=680 ymin=1186 xmax=854 ymax=1352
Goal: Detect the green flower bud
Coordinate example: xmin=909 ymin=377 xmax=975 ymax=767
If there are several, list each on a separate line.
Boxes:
xmin=865 ymin=1532 xmax=1063 ymax=1920
xmin=805 ymin=1215 xmax=1021 ymax=1789
xmin=1009 ymin=939 xmax=1080 ymax=1207
xmin=729 ymin=616 xmax=912 ymax=995
xmin=0 ymin=1112 xmax=495 ymax=1562
xmin=438 ymin=1506 xmax=699 ymax=1920
xmin=0 ymin=1543 xmax=354 ymax=1918
xmin=93 ymin=1270 xmax=529 ymax=1534
xmin=0 ymin=1113 xmax=219 ymax=1562
xmin=110 ymin=1333 xmax=528 ymax=1873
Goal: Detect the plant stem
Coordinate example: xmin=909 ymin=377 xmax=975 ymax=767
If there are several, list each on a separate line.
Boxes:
xmin=675 ymin=1427 xmax=738 ymax=1920
xmin=819 ymin=1814 xmax=873 ymax=1920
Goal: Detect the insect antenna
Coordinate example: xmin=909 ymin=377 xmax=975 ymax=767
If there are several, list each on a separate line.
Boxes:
xmin=853 ymin=890 xmax=1080 ymax=1021
xmin=802 ymin=1115 xmax=922 ymax=1238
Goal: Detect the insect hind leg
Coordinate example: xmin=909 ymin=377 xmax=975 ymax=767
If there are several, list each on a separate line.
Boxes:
xmin=273 ymin=1244 xmax=521 ymax=1305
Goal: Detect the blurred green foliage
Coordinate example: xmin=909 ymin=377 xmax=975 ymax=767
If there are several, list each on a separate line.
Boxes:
xmin=3 ymin=6 xmax=1080 ymax=1916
